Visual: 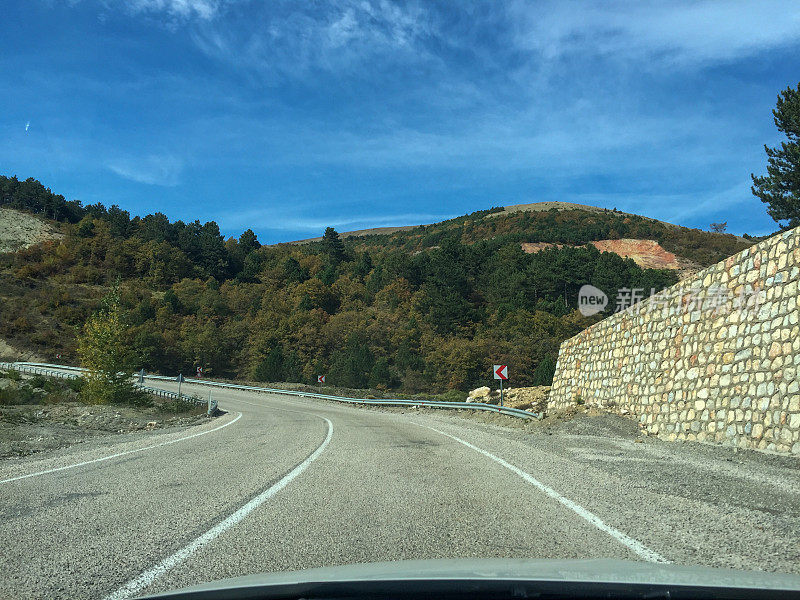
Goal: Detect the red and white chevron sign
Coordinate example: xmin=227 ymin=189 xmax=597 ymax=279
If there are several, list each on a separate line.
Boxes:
xmin=493 ymin=364 xmax=508 ymax=380
xmin=317 ymin=375 xmax=325 ymax=384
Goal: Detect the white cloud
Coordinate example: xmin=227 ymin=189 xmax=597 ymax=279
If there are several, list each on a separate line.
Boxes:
xmin=663 ymin=182 xmax=756 ymax=223
xmin=221 ymin=208 xmax=452 ymax=232
xmin=115 ymin=0 xmax=222 ymax=20
xmin=189 ymin=0 xmax=435 ymax=77
xmin=509 ymin=0 xmax=800 ymax=67
xmin=107 ymin=154 xmax=184 ymax=186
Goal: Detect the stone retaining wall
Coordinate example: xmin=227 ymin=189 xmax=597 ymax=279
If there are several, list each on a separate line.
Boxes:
xmin=549 ymin=227 xmax=800 ymax=454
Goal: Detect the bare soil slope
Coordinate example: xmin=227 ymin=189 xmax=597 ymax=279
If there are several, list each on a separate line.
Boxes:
xmin=0 ymin=208 xmax=62 ymax=253
xmin=521 ymin=238 xmax=702 ymax=277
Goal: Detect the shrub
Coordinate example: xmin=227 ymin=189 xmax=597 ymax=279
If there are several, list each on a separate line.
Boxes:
xmin=0 ymin=384 xmax=38 ymax=405
xmin=0 ymin=369 xmax=22 ymax=382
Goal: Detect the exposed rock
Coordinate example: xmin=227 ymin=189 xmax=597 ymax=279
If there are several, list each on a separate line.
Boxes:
xmin=521 ymin=238 xmax=684 ymax=272
xmin=467 ymin=386 xmax=491 ymax=401
xmin=502 ymin=386 xmax=551 ymax=411
xmin=0 ymin=207 xmax=62 ymax=253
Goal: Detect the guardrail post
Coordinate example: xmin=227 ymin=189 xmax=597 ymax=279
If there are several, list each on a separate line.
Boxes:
xmin=207 ymin=389 xmax=216 ymax=416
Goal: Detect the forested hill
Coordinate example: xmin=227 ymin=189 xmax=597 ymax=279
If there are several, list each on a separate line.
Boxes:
xmin=0 ymin=175 xmax=757 ymax=392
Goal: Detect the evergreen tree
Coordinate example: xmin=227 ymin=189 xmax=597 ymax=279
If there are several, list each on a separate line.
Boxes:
xmin=282 ymin=257 xmax=307 ymax=283
xmin=254 ymin=346 xmax=284 ymax=382
xmin=321 ymin=227 xmax=346 ymax=264
xmin=752 ymin=82 xmax=800 ymax=227
xmin=77 ymin=285 xmax=144 ymax=405
xmin=369 ymin=357 xmax=392 ymax=388
xmin=531 ymin=354 xmax=557 ymax=385
xmin=238 ymin=229 xmax=261 ymax=255
xmin=330 ymin=335 xmax=374 ymax=388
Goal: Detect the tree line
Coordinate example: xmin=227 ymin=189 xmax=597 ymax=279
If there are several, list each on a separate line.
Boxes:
xmin=2 ymin=189 xmax=682 ymax=392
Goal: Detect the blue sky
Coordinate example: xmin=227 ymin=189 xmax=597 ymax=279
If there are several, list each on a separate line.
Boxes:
xmin=2 ymin=1 xmax=800 ymax=242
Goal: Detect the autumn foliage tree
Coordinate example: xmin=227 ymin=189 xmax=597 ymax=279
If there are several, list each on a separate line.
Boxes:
xmin=3 ymin=174 xmax=733 ymax=392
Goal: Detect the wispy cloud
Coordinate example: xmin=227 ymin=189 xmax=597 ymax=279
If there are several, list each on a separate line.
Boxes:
xmin=107 ymin=154 xmax=184 ymax=186
xmin=15 ymin=1 xmax=797 ymax=240
xmin=508 ymin=0 xmax=800 ymax=67
xmin=189 ymin=0 xmax=436 ymax=78
xmin=663 ymin=182 xmax=757 ymax=223
xmin=104 ymin=0 xmax=225 ymax=20
xmin=560 ymin=183 xmax=761 ymax=226
xmin=220 ymin=209 xmax=453 ymax=233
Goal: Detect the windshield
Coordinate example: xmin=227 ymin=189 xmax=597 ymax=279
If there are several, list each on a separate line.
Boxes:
xmin=1 ymin=2 xmax=800 ymax=600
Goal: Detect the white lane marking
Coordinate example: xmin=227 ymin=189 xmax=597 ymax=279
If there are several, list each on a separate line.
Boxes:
xmin=0 ymin=413 xmax=243 ymax=485
xmin=103 ymin=416 xmax=334 ymax=600
xmin=419 ymin=423 xmax=669 ymax=564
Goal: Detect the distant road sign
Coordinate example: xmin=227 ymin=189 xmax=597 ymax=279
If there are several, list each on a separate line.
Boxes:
xmin=196 ymin=366 xmax=203 ymax=377
xmin=317 ymin=375 xmax=325 ymax=384
xmin=493 ymin=365 xmax=508 ymax=380
xmin=176 ymin=373 xmax=185 ymax=383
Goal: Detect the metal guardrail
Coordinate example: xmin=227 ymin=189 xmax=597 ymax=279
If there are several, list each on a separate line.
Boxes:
xmin=5 ymin=362 xmax=542 ymax=420
xmin=0 ymin=362 xmax=202 ymax=405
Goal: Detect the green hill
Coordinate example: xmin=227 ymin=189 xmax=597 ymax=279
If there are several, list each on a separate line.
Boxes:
xmin=0 ymin=175 xmax=759 ymax=392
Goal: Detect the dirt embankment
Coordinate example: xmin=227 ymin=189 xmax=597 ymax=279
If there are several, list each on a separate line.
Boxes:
xmin=0 ymin=337 xmax=46 ymax=362
xmin=590 ymin=238 xmax=680 ymax=270
xmin=0 ymin=374 xmax=209 ymax=458
xmin=0 ymin=208 xmax=62 ymax=253
xmin=521 ymin=237 xmax=702 ymax=276
xmin=0 ymin=402 xmax=208 ymax=458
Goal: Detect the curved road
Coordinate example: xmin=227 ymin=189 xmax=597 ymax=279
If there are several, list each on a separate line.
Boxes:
xmin=2 ymin=379 xmax=799 ymax=599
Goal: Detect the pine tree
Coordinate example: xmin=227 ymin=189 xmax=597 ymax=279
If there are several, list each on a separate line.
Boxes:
xmin=531 ymin=354 xmax=557 ymax=386
xmin=77 ymin=285 xmax=144 ymax=404
xmin=752 ymin=82 xmax=800 ymax=227
xmin=321 ymin=227 xmax=346 ymax=264
xmin=254 ymin=346 xmax=284 ymax=382
xmin=238 ymin=229 xmax=261 ymax=255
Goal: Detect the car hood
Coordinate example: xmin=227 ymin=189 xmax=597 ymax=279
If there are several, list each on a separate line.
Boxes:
xmin=142 ymin=558 xmax=800 ymax=598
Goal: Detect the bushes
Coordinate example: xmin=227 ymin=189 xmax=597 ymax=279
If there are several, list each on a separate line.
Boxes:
xmin=0 ymin=372 xmax=81 ymax=405
xmin=0 ymin=384 xmax=38 ymax=405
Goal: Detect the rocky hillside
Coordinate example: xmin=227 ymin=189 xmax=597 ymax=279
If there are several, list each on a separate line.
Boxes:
xmin=522 ymin=238 xmax=701 ymax=278
xmin=0 ymin=208 xmax=62 ymax=253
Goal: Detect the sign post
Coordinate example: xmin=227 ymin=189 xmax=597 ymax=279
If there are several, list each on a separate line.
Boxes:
xmin=138 ymin=368 xmax=145 ymax=384
xmin=493 ymin=364 xmax=508 ymax=407
xmin=176 ymin=373 xmax=185 ymax=399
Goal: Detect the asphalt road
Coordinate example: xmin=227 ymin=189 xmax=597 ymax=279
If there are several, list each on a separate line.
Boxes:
xmin=2 ymin=378 xmax=800 ymax=599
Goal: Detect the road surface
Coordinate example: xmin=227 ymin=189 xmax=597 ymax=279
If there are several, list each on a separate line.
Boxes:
xmin=2 ymin=378 xmax=799 ymax=599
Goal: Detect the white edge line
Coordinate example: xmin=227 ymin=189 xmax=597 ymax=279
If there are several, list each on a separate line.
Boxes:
xmin=418 ymin=423 xmax=669 ymax=564
xmin=103 ymin=416 xmax=334 ymax=600
xmin=0 ymin=413 xmax=243 ymax=485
